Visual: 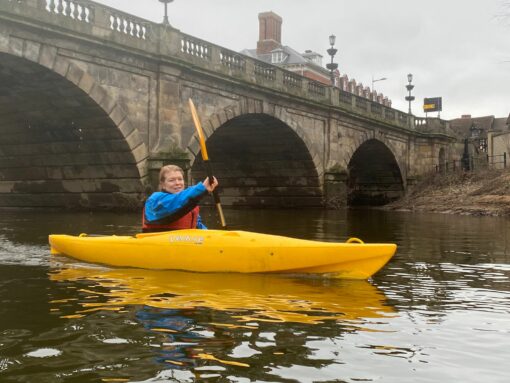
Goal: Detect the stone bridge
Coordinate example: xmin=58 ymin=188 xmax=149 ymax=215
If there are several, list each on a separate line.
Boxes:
xmin=0 ymin=0 xmax=453 ymax=209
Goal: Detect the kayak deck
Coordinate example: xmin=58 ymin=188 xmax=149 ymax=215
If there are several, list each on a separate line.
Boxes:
xmin=49 ymin=229 xmax=396 ymax=279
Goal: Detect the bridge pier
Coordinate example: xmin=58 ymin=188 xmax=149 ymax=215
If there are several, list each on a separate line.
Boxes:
xmin=324 ymin=171 xmax=349 ymax=209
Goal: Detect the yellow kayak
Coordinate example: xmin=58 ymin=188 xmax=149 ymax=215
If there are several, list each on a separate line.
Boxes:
xmin=48 ymin=229 xmax=396 ymax=279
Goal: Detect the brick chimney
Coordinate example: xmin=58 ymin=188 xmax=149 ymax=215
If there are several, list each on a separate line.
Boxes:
xmin=257 ymin=12 xmax=283 ymax=54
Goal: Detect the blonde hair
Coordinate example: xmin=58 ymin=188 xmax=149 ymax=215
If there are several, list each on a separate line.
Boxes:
xmin=159 ymin=165 xmax=184 ymax=190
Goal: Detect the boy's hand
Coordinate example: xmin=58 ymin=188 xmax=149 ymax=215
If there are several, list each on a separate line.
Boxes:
xmin=203 ymin=176 xmax=218 ymax=192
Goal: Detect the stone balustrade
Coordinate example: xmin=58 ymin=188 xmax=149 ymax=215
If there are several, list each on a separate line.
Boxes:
xmin=414 ymin=117 xmax=450 ymax=134
xmin=45 ymin=0 xmax=93 ymax=23
xmin=254 ymin=62 xmax=276 ymax=81
xmin=180 ymin=33 xmax=211 ymax=61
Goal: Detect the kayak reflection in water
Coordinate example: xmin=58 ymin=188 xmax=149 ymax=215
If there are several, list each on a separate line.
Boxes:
xmin=142 ymin=165 xmax=218 ymax=233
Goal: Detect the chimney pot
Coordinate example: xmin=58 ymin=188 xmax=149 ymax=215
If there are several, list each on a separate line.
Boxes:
xmin=257 ymin=11 xmax=283 ymax=55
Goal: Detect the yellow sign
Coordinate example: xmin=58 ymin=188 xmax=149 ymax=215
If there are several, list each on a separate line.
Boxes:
xmin=423 ymin=97 xmax=442 ymax=112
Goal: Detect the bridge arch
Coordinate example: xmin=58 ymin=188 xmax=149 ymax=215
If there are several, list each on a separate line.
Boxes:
xmin=347 ymin=138 xmax=405 ymax=205
xmin=188 ymin=107 xmax=324 ymax=208
xmin=0 ymin=39 xmax=148 ymax=209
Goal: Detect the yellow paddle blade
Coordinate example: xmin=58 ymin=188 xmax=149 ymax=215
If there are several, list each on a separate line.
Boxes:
xmin=188 ymin=98 xmax=209 ymax=161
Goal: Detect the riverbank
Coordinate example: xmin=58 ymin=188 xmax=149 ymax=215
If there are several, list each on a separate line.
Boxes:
xmin=384 ymin=168 xmax=510 ymax=217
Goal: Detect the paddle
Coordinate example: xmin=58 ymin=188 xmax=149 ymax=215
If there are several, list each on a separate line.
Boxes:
xmin=188 ymin=98 xmax=227 ymax=228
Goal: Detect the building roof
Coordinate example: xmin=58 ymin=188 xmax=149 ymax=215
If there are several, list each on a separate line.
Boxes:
xmin=450 ymin=115 xmax=494 ymax=130
xmin=241 ymin=46 xmax=328 ymax=74
xmin=493 ymin=117 xmax=509 ymax=131
xmin=242 ymin=46 xmax=304 ymax=65
xmin=449 ymin=115 xmax=495 ymax=138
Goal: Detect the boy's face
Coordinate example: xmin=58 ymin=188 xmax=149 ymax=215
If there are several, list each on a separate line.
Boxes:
xmin=161 ymin=170 xmax=185 ymax=194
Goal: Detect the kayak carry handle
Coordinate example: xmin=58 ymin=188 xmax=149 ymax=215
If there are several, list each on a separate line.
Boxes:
xmin=346 ymin=237 xmax=364 ymax=244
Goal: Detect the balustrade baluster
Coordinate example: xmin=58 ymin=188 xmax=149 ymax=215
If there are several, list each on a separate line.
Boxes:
xmin=64 ymin=0 xmax=71 ymax=16
xmin=125 ymin=20 xmax=132 ymax=35
xmin=81 ymin=4 xmax=88 ymax=22
xmin=56 ymin=0 xmax=63 ymax=14
xmin=73 ymin=3 xmax=80 ymax=19
xmin=48 ymin=0 xmax=56 ymax=12
xmin=111 ymin=15 xmax=118 ymax=31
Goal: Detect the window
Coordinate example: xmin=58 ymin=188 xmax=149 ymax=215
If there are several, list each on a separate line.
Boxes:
xmin=271 ymin=50 xmax=285 ymax=64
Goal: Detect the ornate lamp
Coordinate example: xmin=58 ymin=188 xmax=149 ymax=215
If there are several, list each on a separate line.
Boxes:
xmin=326 ymin=34 xmax=338 ymax=86
xmin=158 ymin=0 xmax=174 ymax=25
xmin=405 ymin=73 xmax=415 ymax=115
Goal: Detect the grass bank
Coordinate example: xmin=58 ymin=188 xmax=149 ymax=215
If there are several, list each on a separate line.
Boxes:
xmin=384 ymin=168 xmax=510 ymax=217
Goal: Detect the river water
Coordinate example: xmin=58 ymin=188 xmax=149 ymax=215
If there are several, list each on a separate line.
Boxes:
xmin=0 ymin=208 xmax=509 ymax=382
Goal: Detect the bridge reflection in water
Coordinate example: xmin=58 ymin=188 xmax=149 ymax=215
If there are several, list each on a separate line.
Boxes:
xmin=48 ymin=264 xmax=395 ymax=374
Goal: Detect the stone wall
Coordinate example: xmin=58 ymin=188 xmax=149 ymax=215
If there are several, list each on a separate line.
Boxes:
xmin=488 ymin=131 xmax=510 ymax=169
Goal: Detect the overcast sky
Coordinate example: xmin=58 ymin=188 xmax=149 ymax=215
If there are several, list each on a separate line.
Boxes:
xmin=95 ymin=0 xmax=509 ymax=120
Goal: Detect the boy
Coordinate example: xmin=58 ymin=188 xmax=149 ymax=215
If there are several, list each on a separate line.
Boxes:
xmin=142 ymin=165 xmax=218 ymax=232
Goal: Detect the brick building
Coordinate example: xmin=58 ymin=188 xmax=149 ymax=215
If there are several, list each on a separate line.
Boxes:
xmin=241 ymin=11 xmax=391 ymax=107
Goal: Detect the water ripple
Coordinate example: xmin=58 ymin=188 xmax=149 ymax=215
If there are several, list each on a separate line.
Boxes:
xmin=0 ymin=235 xmax=49 ymax=267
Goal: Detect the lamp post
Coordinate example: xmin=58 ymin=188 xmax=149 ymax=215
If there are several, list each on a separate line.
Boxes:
xmin=158 ymin=0 xmax=173 ymax=25
xmin=326 ymin=34 xmax=338 ymax=86
xmin=405 ymin=73 xmax=415 ymax=115
xmin=372 ymin=76 xmax=387 ymax=91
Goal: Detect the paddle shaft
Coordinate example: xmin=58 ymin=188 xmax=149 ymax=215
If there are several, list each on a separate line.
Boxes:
xmin=204 ymin=160 xmax=226 ymax=227
xmin=188 ymin=98 xmax=226 ymax=228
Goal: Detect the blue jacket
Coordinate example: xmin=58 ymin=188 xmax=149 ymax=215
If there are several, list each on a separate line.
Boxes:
xmin=144 ymin=183 xmax=208 ymax=229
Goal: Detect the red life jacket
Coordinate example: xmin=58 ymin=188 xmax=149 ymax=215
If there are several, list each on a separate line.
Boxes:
xmin=142 ymin=206 xmax=200 ymax=232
